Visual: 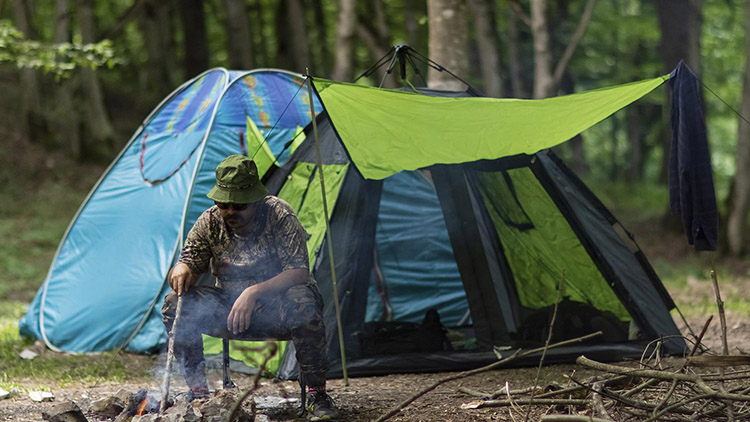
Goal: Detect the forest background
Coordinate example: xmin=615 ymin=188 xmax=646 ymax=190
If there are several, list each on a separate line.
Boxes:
xmin=1 ymin=0 xmax=750 ymax=391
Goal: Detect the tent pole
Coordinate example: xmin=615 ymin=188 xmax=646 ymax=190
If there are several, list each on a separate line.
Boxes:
xmin=305 ymin=72 xmax=349 ymax=386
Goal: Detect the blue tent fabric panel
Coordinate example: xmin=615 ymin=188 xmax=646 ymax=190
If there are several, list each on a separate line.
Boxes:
xmin=365 ymin=171 xmax=469 ymax=327
xmin=140 ymin=72 xmax=226 ymax=182
xmin=19 ymin=70 xmax=228 ymax=352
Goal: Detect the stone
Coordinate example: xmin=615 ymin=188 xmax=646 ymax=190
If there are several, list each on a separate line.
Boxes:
xmin=20 ymin=348 xmax=38 ymax=360
xmin=30 ymin=391 xmax=55 ymax=402
xmin=91 ymin=395 xmax=126 ymax=419
xmin=0 ymin=388 xmax=10 ymax=400
xmin=40 ymin=401 xmax=88 ymax=422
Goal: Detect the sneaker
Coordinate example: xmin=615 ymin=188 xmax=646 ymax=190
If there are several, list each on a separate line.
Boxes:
xmin=305 ymin=390 xmax=340 ymax=421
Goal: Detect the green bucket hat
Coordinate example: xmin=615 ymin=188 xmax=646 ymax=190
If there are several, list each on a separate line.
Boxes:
xmin=207 ymin=155 xmax=268 ymax=204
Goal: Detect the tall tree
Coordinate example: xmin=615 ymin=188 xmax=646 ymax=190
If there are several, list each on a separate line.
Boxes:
xmin=331 ymin=0 xmax=357 ymax=81
xmin=286 ymin=0 xmax=311 ymax=72
xmin=528 ymin=0 xmax=597 ymax=98
xmin=469 ymin=0 xmax=503 ymax=97
xmin=139 ymin=0 xmax=178 ymax=93
xmin=507 ymin=4 xmax=526 ymax=98
xmin=427 ymin=0 xmax=469 ymax=91
xmin=727 ymin=0 xmax=750 ymax=256
xmin=12 ymin=0 xmax=42 ymax=139
xmin=77 ymin=0 xmax=116 ymax=160
xmin=179 ymin=0 xmax=209 ymax=78
xmin=309 ymin=0 xmax=331 ymax=75
xmin=224 ymin=0 xmax=254 ymax=69
xmin=357 ymin=0 xmax=397 ymax=88
xmin=655 ymin=0 xmax=703 ymax=182
xmin=53 ymin=0 xmax=81 ymax=158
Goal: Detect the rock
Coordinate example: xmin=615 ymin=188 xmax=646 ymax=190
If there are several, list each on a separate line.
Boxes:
xmin=91 ymin=396 xmax=125 ymax=419
xmin=0 ymin=388 xmax=10 ymax=400
xmin=41 ymin=401 xmax=88 ymax=422
xmin=20 ymin=348 xmax=38 ymax=360
xmin=30 ymin=391 xmax=55 ymax=402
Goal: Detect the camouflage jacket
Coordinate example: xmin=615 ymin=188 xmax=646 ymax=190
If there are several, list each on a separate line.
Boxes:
xmin=178 ymin=196 xmax=309 ymax=289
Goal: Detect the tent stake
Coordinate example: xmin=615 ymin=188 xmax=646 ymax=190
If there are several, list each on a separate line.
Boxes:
xmin=305 ymin=72 xmax=349 ymax=386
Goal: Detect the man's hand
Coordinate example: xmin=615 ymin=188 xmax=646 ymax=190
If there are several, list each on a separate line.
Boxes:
xmin=227 ymin=287 xmax=259 ymax=334
xmin=168 ymin=263 xmax=195 ymax=296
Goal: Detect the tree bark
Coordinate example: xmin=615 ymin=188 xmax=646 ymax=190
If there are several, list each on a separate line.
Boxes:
xmin=427 ymin=0 xmax=469 ymax=91
xmin=224 ymin=0 xmax=254 ymax=69
xmin=469 ymin=0 xmax=503 ymax=97
xmin=727 ymin=0 xmax=750 ymax=256
xmin=310 ymin=0 xmax=331 ymax=75
xmin=139 ymin=0 xmax=178 ymax=93
xmin=248 ymin=0 xmax=268 ymax=67
xmin=286 ymin=0 xmax=311 ymax=73
xmin=179 ymin=0 xmax=209 ymax=78
xmin=53 ymin=0 xmax=81 ymax=158
xmin=77 ymin=0 xmax=117 ymax=161
xmin=655 ymin=0 xmax=703 ymax=183
xmin=357 ymin=1 xmax=397 ymax=88
xmin=507 ymin=4 xmax=526 ymax=98
xmin=331 ymin=0 xmax=357 ymax=81
xmin=12 ymin=0 xmax=42 ymax=139
xmin=531 ymin=0 xmax=554 ymax=98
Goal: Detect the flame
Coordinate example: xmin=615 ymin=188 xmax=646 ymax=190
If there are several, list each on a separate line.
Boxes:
xmin=136 ymin=398 xmax=148 ymax=416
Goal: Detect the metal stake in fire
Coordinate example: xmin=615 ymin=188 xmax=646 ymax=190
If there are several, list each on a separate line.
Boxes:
xmin=160 ymin=295 xmax=183 ymax=413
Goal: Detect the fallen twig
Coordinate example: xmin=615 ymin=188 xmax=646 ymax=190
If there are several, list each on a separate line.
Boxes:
xmin=226 ymin=342 xmax=278 ymax=422
xmin=463 ymin=398 xmax=589 ymax=409
xmin=372 ymin=331 xmax=602 ymax=422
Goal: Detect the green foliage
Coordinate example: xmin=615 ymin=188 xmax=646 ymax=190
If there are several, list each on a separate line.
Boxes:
xmin=0 ymin=20 xmax=120 ymax=78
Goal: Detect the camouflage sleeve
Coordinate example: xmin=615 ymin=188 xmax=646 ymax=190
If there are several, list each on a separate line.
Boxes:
xmin=272 ymin=203 xmax=310 ymax=272
xmin=178 ymin=211 xmax=213 ymax=275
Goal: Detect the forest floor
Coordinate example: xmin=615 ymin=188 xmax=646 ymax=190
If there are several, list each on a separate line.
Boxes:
xmin=2 ymin=144 xmax=749 ymax=421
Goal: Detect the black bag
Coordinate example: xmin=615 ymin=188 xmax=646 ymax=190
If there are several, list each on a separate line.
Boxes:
xmin=359 ymin=309 xmax=452 ymax=356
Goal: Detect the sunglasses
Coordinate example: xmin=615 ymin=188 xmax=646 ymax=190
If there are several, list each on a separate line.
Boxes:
xmin=214 ymin=201 xmax=251 ymax=211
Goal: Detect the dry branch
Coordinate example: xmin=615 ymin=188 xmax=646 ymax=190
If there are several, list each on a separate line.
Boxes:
xmin=464 ymin=398 xmax=589 ymax=409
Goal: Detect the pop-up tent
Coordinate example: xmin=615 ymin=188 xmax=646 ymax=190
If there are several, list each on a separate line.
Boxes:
xmin=20 ymin=68 xmax=690 ymax=378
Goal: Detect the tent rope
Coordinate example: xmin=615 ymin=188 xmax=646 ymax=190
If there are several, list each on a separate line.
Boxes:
xmin=305 ymin=72 xmax=349 ymax=385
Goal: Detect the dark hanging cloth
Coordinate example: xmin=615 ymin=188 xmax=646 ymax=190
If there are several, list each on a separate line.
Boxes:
xmin=668 ymin=61 xmax=718 ymax=251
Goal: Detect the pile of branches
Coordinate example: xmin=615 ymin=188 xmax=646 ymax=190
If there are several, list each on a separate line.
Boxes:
xmin=457 ymin=316 xmax=750 ymax=422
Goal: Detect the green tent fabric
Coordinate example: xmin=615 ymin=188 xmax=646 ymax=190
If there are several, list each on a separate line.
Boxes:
xmin=313 ymin=75 xmax=669 ymax=180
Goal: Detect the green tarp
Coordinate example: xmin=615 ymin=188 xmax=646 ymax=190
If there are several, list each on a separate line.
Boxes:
xmin=313 ymin=75 xmax=668 ymax=180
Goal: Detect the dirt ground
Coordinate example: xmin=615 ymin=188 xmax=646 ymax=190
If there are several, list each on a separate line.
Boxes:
xmin=2 ymin=310 xmax=750 ymax=422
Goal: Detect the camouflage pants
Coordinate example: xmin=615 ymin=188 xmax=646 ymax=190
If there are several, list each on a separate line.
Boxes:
xmin=161 ymin=282 xmax=328 ymax=388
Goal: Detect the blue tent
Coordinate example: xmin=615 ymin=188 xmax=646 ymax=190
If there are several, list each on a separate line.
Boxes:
xmin=19 ymin=69 xmax=321 ymax=353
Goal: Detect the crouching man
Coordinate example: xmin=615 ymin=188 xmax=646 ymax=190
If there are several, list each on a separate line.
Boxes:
xmin=162 ymin=154 xmax=339 ymax=420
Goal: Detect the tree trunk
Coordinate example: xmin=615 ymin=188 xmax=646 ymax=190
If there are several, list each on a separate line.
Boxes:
xmin=53 ymin=0 xmax=81 ymax=158
xmin=357 ymin=1 xmax=397 ymax=88
xmin=139 ymin=0 xmax=177 ymax=93
xmin=286 ymin=0 xmax=311 ymax=73
xmin=310 ymin=0 xmax=331 ymax=75
xmin=469 ymin=0 xmax=502 ymax=97
xmin=507 ymin=4 xmax=526 ymax=98
xmin=727 ymin=0 xmax=750 ymax=256
xmin=12 ymin=0 xmax=42 ymax=140
xmin=77 ymin=0 xmax=116 ymax=161
xmin=331 ymin=0 xmax=357 ymax=81
xmin=530 ymin=0 xmax=554 ymax=98
xmin=179 ymin=0 xmax=209 ymax=78
xmin=427 ymin=0 xmax=469 ymax=91
xmin=655 ymin=0 xmax=703 ymax=183
xmin=248 ymin=0 xmax=268 ymax=67
xmin=224 ymin=0 xmax=254 ymax=69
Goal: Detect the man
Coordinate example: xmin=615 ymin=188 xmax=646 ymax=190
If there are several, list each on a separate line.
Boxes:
xmin=162 ymin=154 xmax=339 ymax=420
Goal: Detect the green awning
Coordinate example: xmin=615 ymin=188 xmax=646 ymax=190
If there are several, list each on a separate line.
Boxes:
xmin=313 ymin=75 xmax=669 ymax=180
